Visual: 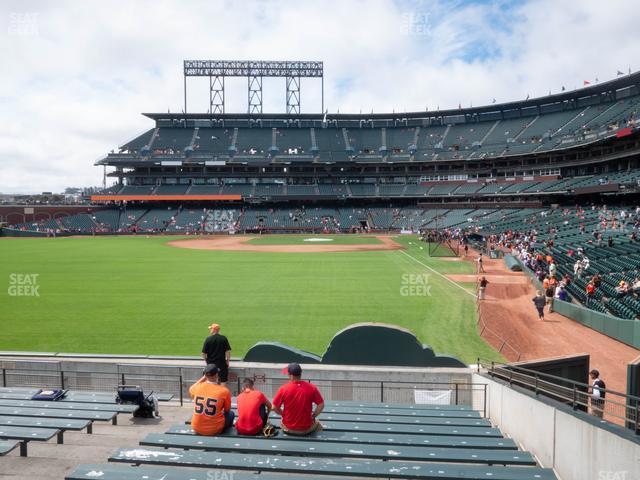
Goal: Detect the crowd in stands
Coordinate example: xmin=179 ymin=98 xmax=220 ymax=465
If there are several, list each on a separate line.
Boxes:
xmin=483 ymin=204 xmax=640 ymax=319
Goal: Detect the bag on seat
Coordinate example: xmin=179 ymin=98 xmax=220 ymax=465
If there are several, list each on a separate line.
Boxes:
xmin=31 ymin=389 xmax=67 ymax=401
xmin=116 ymin=385 xmax=158 ymax=418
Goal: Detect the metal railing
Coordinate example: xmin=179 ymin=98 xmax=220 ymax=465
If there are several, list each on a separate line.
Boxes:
xmin=1 ymin=363 xmax=487 ymax=415
xmin=478 ymin=359 xmax=640 ymax=433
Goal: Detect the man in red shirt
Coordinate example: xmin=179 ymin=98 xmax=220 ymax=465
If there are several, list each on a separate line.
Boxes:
xmin=235 ymin=378 xmax=272 ymax=435
xmin=272 ymin=363 xmax=324 ymax=435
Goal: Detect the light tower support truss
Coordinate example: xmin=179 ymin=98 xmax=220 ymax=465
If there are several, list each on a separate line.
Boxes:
xmin=183 ymin=60 xmax=324 ymax=114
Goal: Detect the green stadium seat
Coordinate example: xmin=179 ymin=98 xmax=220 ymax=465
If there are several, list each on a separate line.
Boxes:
xmin=66 ymin=464 xmax=350 ymax=480
xmin=109 ymin=447 xmax=557 ymax=479
xmin=0 ymin=439 xmax=20 ymax=456
xmin=140 ymin=432 xmax=534 ymax=465
xmin=0 ymin=398 xmax=138 ymax=413
xmin=0 ymin=415 xmax=92 ymax=442
xmin=0 ymin=405 xmax=117 ymax=423
xmin=0 ymin=425 xmax=59 ymax=456
xmin=167 ymin=425 xmax=517 ymax=449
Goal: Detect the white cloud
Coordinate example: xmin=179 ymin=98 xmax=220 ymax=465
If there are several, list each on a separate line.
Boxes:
xmin=0 ymin=0 xmax=638 ymax=193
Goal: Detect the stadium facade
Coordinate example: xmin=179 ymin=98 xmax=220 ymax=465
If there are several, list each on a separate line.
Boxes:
xmin=91 ymin=70 xmax=640 ymax=205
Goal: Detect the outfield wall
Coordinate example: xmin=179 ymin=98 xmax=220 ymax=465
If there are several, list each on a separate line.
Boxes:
xmin=473 ymin=373 xmax=640 ymax=480
xmin=553 ymin=299 xmax=640 ymax=349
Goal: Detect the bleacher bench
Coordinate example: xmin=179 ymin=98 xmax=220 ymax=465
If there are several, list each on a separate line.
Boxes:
xmin=167 ymin=425 xmax=517 ymax=449
xmin=0 ymin=425 xmax=59 ymax=456
xmin=110 ymin=447 xmax=557 ymax=479
xmin=141 ymin=432 xmax=535 ymax=465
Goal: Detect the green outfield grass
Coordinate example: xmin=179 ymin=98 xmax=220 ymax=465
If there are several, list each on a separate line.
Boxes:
xmin=0 ymin=235 xmax=502 ymax=363
xmin=246 ymin=234 xmax=383 ymax=245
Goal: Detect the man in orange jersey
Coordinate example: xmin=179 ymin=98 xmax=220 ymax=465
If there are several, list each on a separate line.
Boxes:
xmin=235 ymin=378 xmax=272 ymax=435
xmin=189 ymin=364 xmax=234 ymax=435
xmin=273 ymin=363 xmax=324 ymax=435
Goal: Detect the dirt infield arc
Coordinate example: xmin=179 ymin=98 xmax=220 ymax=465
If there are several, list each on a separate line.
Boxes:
xmin=168 ymin=235 xmax=404 ymax=253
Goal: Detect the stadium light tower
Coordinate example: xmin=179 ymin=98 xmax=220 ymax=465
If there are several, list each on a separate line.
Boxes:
xmin=183 ymin=60 xmax=324 ymax=114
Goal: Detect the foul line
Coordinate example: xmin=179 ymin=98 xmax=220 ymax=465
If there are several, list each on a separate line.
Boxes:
xmin=398 ymin=250 xmax=477 ymax=298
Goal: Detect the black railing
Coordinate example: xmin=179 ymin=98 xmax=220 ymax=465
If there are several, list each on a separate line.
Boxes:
xmin=0 ymin=363 xmax=487 ymax=415
xmin=478 ymin=359 xmax=640 ymax=433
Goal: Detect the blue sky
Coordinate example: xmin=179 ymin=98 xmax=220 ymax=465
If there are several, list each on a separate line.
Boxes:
xmin=0 ymin=0 xmax=639 ymax=193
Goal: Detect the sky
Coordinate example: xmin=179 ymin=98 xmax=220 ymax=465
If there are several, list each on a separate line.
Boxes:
xmin=0 ymin=0 xmax=638 ymax=194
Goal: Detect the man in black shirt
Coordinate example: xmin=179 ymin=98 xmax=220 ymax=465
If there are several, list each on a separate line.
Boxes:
xmin=532 ymin=291 xmax=546 ymax=320
xmin=202 ymin=323 xmax=232 ymax=386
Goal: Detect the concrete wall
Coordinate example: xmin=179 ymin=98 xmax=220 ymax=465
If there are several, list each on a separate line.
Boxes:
xmin=0 ymin=355 xmax=477 ymax=406
xmin=474 ymin=373 xmax=640 ymax=480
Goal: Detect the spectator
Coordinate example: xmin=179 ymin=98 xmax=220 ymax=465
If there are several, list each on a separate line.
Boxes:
xmin=589 ymin=369 xmax=606 ymax=419
xmin=478 ymin=276 xmax=489 ymax=300
xmin=235 ymin=378 xmax=272 ymax=436
xmin=586 ymin=281 xmax=596 ymax=305
xmin=532 ymin=291 xmax=546 ymax=320
xmin=189 ymin=364 xmax=234 ymax=435
xmin=476 ymin=253 xmax=485 ymax=273
xmin=574 ymin=260 xmax=584 ymax=278
xmin=615 ymin=281 xmax=629 ymax=297
xmin=272 ymin=363 xmax=324 ymax=436
xmin=555 ymin=283 xmax=568 ymax=302
xmin=545 ymin=281 xmax=556 ymax=311
xmin=202 ymin=323 xmax=232 ymax=387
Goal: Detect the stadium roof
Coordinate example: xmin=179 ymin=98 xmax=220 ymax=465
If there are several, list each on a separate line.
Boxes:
xmin=144 ymin=70 xmax=640 ymax=122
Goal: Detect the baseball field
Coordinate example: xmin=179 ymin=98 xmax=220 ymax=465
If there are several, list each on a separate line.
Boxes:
xmin=0 ymin=234 xmax=502 ymax=363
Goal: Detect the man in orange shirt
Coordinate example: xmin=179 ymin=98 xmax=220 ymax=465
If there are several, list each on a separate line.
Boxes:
xmin=189 ymin=364 xmax=233 ymax=436
xmin=235 ymin=378 xmax=272 ymax=435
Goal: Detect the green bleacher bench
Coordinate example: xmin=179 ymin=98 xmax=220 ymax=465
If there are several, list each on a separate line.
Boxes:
xmin=321 ymin=406 xmax=477 ymax=417
xmin=166 ymin=425 xmax=517 ymax=449
xmin=0 ymin=398 xmax=138 ymax=414
xmin=0 ymin=439 xmax=20 ymax=456
xmin=268 ymin=418 xmax=500 ymax=437
xmin=66 ymin=464 xmax=355 ymax=480
xmin=0 ymin=388 xmax=173 ymax=403
xmin=0 ymin=405 xmax=116 ymax=423
xmin=109 ymin=447 xmax=557 ymax=479
xmin=0 ymin=387 xmax=40 ymax=393
xmin=324 ymin=401 xmax=472 ymax=411
xmin=141 ymin=433 xmax=535 ymax=465
xmin=213 ymin=412 xmax=491 ymax=428
xmin=0 ymin=415 xmax=92 ymax=436
xmin=0 ymin=425 xmax=59 ymax=456
xmin=63 ymin=391 xmax=174 ymax=403
xmin=319 ymin=420 xmax=493 ymax=436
